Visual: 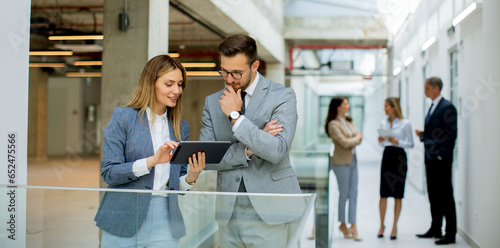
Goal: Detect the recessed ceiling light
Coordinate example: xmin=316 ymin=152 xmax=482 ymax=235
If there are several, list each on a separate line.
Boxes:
xmin=66 ymin=72 xmax=102 ymax=77
xmin=74 ymin=61 xmax=102 ymax=66
xmin=48 ymin=35 xmax=104 ymax=40
xmin=181 ymin=63 xmax=216 ymax=68
xmin=29 ymin=63 xmax=66 ymax=67
xmin=186 ymin=71 xmax=219 ymax=76
xmin=29 ymin=51 xmax=73 ymax=56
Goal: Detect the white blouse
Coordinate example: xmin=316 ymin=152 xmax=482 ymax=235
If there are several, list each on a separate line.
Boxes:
xmin=378 ymin=118 xmax=414 ymax=149
xmin=132 ymin=107 xmax=192 ymax=195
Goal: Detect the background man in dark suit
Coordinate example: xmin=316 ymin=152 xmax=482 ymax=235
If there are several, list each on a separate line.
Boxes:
xmin=415 ymin=77 xmax=458 ymax=245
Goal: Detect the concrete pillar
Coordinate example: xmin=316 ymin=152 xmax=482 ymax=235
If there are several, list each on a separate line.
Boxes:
xmin=100 ymin=0 xmax=170 ymax=191
xmin=101 ymin=0 xmax=170 ymax=126
xmin=147 ymin=0 xmax=170 ymax=60
xmin=182 ymin=78 xmax=223 ymax=141
xmin=265 ymin=62 xmax=285 ymax=85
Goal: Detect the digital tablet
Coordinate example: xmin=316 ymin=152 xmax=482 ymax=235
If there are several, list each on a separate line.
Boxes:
xmin=377 ymin=129 xmax=394 ymax=137
xmin=170 ymin=141 xmax=231 ymax=164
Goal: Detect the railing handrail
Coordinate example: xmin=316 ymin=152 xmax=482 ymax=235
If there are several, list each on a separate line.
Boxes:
xmin=290 ymin=150 xmax=330 ymax=154
xmin=1 ymin=184 xmax=314 ymax=197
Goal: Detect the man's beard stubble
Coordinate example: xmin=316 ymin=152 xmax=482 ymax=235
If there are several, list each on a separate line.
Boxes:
xmin=224 ymin=72 xmax=252 ymax=92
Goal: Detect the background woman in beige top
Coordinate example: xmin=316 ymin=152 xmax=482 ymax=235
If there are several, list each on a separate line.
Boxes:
xmin=325 ymin=96 xmax=363 ymax=241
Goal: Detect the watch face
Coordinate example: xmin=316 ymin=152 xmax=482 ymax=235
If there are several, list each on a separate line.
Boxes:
xmin=230 ymin=111 xmax=240 ymax=119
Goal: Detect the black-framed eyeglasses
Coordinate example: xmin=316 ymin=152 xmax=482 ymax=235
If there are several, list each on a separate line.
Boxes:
xmin=218 ymin=66 xmax=251 ymax=79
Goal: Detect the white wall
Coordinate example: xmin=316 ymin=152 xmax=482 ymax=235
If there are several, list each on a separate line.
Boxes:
xmin=456 ymin=1 xmax=500 ymax=247
xmin=47 ymin=77 xmax=84 ymax=157
xmin=290 ymin=75 xmax=321 ymax=151
xmin=0 ymin=1 xmax=30 ymax=247
xmin=391 ymin=0 xmax=500 ymax=247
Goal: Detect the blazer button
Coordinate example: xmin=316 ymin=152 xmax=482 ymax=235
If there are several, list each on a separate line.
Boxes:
xmin=128 ymin=177 xmax=132 ymax=181
xmin=236 ymin=177 xmax=240 ymax=183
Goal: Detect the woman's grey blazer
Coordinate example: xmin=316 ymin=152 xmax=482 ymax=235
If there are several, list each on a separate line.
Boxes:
xmin=94 ymin=107 xmax=189 ymax=239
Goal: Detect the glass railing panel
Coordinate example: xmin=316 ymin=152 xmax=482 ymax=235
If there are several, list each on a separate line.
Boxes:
xmin=1 ymin=185 xmax=314 ymax=248
xmin=290 ymin=151 xmax=331 ymax=247
xmin=290 ymin=150 xmax=330 ymax=181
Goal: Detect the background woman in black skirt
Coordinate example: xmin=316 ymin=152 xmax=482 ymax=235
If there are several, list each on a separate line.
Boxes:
xmin=377 ymin=97 xmax=414 ymax=240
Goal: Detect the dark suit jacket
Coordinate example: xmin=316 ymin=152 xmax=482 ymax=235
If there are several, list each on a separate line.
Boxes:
xmin=94 ymin=107 xmax=189 ymax=238
xmin=421 ymin=98 xmax=457 ymax=162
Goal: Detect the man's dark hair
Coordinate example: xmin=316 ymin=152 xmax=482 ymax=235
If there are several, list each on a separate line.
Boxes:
xmin=218 ymin=34 xmax=259 ymax=65
xmin=426 ymin=77 xmax=443 ymax=91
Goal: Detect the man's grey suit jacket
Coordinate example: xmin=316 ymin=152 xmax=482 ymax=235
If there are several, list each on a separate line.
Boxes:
xmin=94 ymin=107 xmax=189 ymax=239
xmin=200 ymin=73 xmax=306 ymax=226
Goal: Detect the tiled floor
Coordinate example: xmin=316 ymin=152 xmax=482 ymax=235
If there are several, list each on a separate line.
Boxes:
xmin=26 ymin=157 xmax=471 ymax=248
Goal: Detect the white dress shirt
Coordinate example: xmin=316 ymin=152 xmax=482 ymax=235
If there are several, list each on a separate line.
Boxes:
xmin=338 ymin=116 xmax=356 ymax=154
xmin=232 ymin=72 xmax=259 ymax=130
xmin=429 ymin=95 xmax=443 ymax=116
xmin=132 ymin=107 xmax=192 ymax=195
xmin=231 ymin=73 xmax=259 ymax=160
xmin=339 ymin=117 xmax=353 ymax=136
xmin=379 ymin=117 xmax=414 ymax=149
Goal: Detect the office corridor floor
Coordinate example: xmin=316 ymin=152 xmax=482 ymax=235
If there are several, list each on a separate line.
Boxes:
xmin=27 ymin=157 xmax=471 ymax=248
xmin=297 ymin=160 xmax=471 ymax=248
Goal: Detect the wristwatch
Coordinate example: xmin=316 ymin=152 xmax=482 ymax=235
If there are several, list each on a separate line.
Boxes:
xmin=228 ymin=111 xmax=242 ymax=121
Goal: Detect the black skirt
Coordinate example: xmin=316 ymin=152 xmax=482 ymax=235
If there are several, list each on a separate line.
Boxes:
xmin=380 ymin=146 xmax=408 ymax=198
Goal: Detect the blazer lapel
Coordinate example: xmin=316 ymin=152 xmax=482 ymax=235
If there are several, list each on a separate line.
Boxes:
xmin=211 ymin=91 xmax=235 ymax=140
xmin=347 ymin=121 xmax=356 ymax=136
xmin=335 ymin=117 xmax=353 ymax=137
xmin=138 ymin=112 xmax=156 ymax=175
xmin=139 ymin=112 xmax=155 ymax=156
xmin=166 ymin=117 xmax=182 ymax=187
xmin=244 ymin=73 xmax=270 ymax=120
xmin=425 ymin=98 xmax=444 ymax=127
xmin=167 ymin=117 xmax=179 ymax=142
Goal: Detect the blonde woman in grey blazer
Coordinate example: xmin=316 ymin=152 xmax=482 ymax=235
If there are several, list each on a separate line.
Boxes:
xmin=325 ymin=96 xmax=363 ymax=241
xmin=95 ymin=55 xmax=205 ymax=247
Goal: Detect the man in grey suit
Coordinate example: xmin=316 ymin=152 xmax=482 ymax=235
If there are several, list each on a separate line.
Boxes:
xmin=200 ymin=34 xmax=305 ymax=247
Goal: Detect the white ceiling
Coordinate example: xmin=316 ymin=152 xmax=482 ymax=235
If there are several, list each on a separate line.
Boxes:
xmin=285 ymin=0 xmax=381 ymax=17
xmin=284 ymin=0 xmax=422 ymax=35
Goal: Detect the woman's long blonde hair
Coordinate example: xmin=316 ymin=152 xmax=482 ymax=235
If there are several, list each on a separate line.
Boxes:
xmin=126 ymin=55 xmax=187 ymax=141
xmin=385 ymin=97 xmax=404 ymax=120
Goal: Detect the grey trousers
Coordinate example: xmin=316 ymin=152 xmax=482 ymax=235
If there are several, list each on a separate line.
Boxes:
xmin=219 ymin=195 xmax=288 ymax=248
xmin=332 ymin=155 xmax=358 ymax=224
xmin=100 ymin=196 xmax=179 ymax=248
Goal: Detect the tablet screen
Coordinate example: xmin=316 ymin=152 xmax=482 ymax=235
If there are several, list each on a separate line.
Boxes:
xmin=170 ymin=141 xmax=231 ymax=164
